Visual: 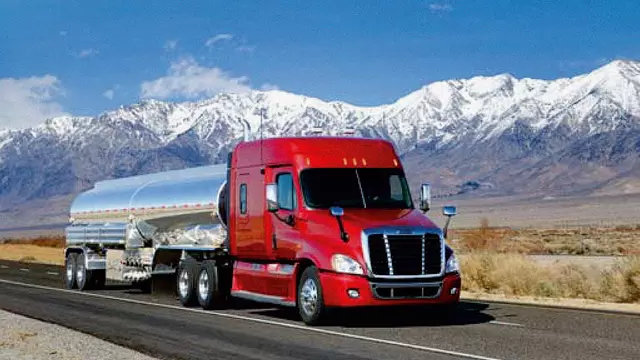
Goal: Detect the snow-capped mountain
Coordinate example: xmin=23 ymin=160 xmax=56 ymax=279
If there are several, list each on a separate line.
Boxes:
xmin=1 ymin=60 xmax=640 ymax=226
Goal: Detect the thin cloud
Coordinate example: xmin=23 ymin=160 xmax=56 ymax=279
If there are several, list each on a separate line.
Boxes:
xmin=429 ymin=3 xmax=453 ymax=12
xmin=140 ymin=56 xmax=253 ymax=99
xmin=59 ymin=31 xmax=68 ymax=36
xmin=77 ymin=48 xmax=99 ymax=58
xmin=103 ymin=89 xmax=115 ymax=100
xmin=236 ymin=45 xmax=256 ymax=53
xmin=0 ymin=75 xmax=68 ymax=130
xmin=205 ymin=33 xmax=233 ymax=47
xmin=164 ymin=40 xmax=178 ymax=52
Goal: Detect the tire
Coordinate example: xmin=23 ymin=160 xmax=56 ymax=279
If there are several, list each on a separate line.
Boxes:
xmin=297 ymin=266 xmax=329 ymax=326
xmin=197 ymin=260 xmax=228 ymax=310
xmin=64 ymin=252 xmax=77 ymax=289
xmin=177 ymin=259 xmax=199 ymax=306
xmin=75 ymin=252 xmax=94 ymax=291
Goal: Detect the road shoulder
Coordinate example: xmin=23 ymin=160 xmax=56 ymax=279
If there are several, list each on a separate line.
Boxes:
xmin=0 ymin=308 xmax=157 ymax=360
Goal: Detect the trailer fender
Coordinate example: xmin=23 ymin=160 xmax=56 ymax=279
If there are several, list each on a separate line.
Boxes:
xmin=64 ymin=246 xmax=106 ymax=271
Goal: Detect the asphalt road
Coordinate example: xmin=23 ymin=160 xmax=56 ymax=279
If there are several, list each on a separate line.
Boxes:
xmin=0 ymin=260 xmax=638 ymax=360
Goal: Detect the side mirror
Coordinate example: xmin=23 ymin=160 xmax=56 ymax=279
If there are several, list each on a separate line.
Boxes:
xmin=266 ymin=184 xmax=278 ymax=212
xmin=329 ymin=206 xmax=348 ymax=241
xmin=442 ymin=205 xmax=457 ymax=217
xmin=330 ymin=206 xmax=344 ymax=217
xmin=442 ymin=205 xmax=457 ymax=239
xmin=419 ymin=183 xmax=431 ymax=212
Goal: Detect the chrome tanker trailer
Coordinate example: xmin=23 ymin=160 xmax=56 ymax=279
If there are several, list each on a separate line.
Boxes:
xmin=64 ymin=163 xmax=229 ymax=292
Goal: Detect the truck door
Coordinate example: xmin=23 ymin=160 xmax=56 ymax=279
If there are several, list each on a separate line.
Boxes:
xmin=266 ymin=166 xmax=300 ymax=261
xmin=234 ymin=171 xmax=267 ymax=259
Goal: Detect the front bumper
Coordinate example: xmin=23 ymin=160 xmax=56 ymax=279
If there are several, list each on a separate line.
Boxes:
xmin=319 ymin=271 xmax=461 ymax=307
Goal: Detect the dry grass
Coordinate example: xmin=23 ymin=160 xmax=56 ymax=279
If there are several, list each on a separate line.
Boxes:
xmin=449 ymin=218 xmax=640 ymax=256
xmin=1 ymin=236 xmax=65 ymax=248
xmin=0 ymin=244 xmax=63 ymax=265
xmin=459 ymin=252 xmax=640 ymax=303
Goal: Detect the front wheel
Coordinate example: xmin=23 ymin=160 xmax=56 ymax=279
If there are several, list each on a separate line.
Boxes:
xmin=297 ymin=266 xmax=330 ymax=325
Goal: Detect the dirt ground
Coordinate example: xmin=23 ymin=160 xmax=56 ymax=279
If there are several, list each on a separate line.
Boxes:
xmin=431 ymin=192 xmax=640 ymax=229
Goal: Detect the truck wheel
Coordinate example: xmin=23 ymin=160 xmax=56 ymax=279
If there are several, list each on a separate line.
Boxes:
xmin=197 ymin=260 xmax=227 ymax=310
xmin=64 ymin=252 xmax=77 ymax=289
xmin=76 ymin=252 xmax=94 ymax=291
xmin=297 ymin=266 xmax=328 ymax=326
xmin=177 ymin=259 xmax=199 ymax=306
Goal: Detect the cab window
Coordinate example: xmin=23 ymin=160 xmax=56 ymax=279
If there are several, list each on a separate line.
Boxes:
xmin=276 ymin=173 xmax=296 ymax=211
xmin=239 ymin=183 xmax=247 ymax=215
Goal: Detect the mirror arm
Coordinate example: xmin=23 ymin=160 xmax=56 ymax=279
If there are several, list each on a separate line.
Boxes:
xmin=271 ymin=210 xmax=295 ymax=226
xmin=443 ymin=216 xmax=451 ymax=239
xmin=335 ymin=216 xmax=349 ymax=242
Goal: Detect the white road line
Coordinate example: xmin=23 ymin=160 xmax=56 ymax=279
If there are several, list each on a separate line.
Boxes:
xmin=0 ymin=265 xmax=8 ymax=269
xmin=0 ymin=278 xmax=503 ymax=360
xmin=19 ymin=268 xmax=30 ymax=272
xmin=489 ymin=321 xmax=524 ymax=328
xmin=46 ymin=271 xmax=59 ymax=276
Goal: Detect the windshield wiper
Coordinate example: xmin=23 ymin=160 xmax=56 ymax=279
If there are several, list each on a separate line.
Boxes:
xmin=354 ymin=169 xmax=367 ymax=209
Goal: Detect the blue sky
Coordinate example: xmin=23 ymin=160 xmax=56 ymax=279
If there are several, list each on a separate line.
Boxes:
xmin=1 ymin=0 xmax=639 ymax=129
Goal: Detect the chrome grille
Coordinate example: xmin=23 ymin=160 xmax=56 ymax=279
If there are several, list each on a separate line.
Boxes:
xmin=365 ymin=231 xmax=443 ymax=278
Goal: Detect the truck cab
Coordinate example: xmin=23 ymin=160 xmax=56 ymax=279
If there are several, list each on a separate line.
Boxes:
xmin=226 ymin=137 xmax=461 ymax=324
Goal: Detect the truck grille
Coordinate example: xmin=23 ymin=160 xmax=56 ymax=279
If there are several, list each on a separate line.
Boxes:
xmin=366 ymin=233 xmax=442 ymax=276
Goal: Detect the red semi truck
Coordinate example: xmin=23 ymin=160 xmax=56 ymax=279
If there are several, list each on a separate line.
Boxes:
xmin=64 ymin=136 xmax=461 ymax=325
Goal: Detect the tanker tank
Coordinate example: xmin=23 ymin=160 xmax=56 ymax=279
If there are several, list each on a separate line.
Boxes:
xmin=66 ymin=164 xmax=229 ymax=250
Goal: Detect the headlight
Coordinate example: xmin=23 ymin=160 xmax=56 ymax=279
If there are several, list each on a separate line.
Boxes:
xmin=331 ymin=254 xmax=364 ymax=275
xmin=445 ymin=253 xmax=459 ymax=273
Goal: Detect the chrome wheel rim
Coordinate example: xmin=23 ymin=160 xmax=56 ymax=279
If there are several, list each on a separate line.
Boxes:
xmin=178 ymin=268 xmax=189 ymax=298
xmin=66 ymin=258 xmax=73 ymax=282
xmin=300 ymin=278 xmax=318 ymax=316
xmin=75 ymin=257 xmax=84 ymax=285
xmin=198 ymin=270 xmax=209 ymax=302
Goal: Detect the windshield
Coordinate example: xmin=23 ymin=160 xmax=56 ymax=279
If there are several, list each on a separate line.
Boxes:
xmin=300 ymin=168 xmax=413 ymax=209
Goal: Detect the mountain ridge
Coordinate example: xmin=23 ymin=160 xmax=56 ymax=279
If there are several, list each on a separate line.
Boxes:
xmin=1 ymin=60 xmax=639 ymax=227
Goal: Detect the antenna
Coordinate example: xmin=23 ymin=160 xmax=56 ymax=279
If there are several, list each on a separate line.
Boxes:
xmin=259 ymin=107 xmax=265 ymax=166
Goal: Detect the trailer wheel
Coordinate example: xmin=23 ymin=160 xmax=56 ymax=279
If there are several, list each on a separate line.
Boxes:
xmin=297 ymin=266 xmax=329 ymax=326
xmin=177 ymin=259 xmax=199 ymax=306
xmin=64 ymin=252 xmax=77 ymax=289
xmin=197 ymin=260 xmax=227 ymax=310
xmin=76 ymin=252 xmax=95 ymax=291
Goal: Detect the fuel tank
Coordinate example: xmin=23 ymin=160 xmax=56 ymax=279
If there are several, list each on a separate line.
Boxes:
xmin=67 ymin=164 xmax=229 ymax=249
